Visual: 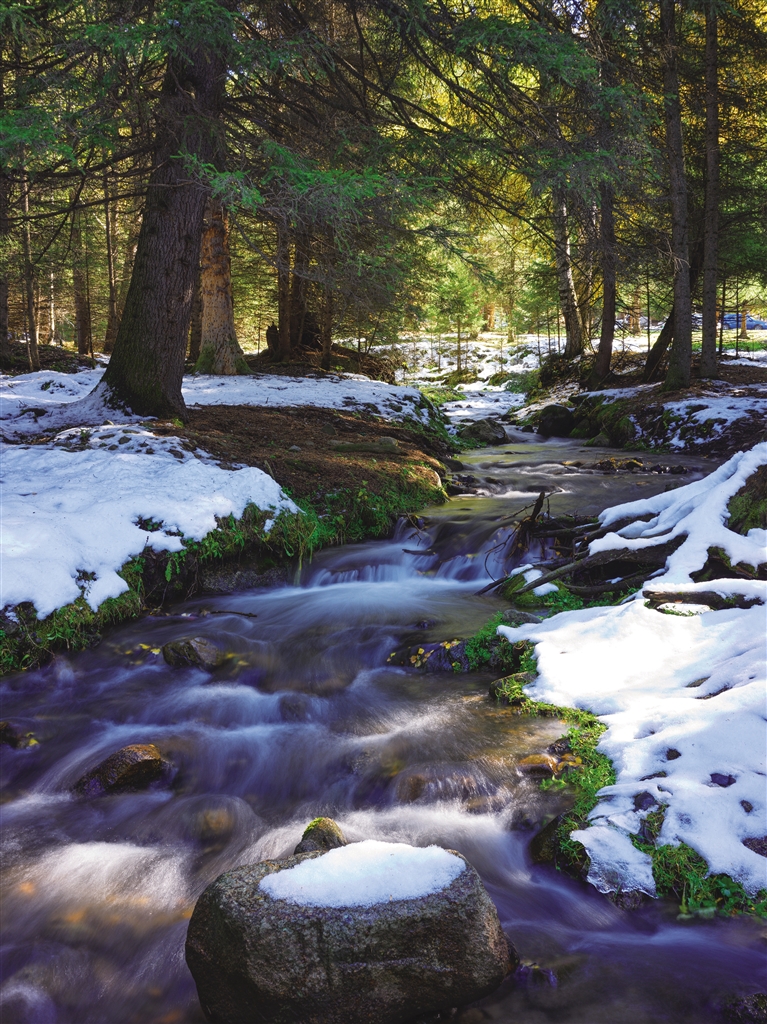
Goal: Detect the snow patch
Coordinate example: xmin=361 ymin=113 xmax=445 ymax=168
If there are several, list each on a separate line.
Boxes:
xmin=259 ymin=839 xmax=465 ymax=906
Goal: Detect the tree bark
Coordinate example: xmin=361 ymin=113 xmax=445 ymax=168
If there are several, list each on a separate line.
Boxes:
xmin=591 ymin=182 xmax=616 ymax=385
xmin=660 ymin=0 xmax=692 ymax=390
xmin=21 ymin=169 xmax=40 ymax=371
xmin=102 ymin=27 xmax=229 ymax=418
xmin=195 ymin=197 xmax=247 ymax=374
xmin=72 ymin=206 xmax=92 ymax=356
xmin=700 ymin=1 xmax=719 ymax=378
xmin=102 ymin=171 xmax=119 ymax=353
xmin=643 ymin=240 xmax=704 ymax=381
xmin=276 ymin=221 xmax=292 ymax=361
xmin=188 ymin=256 xmax=202 ymax=363
xmin=552 ymin=185 xmax=585 ymax=358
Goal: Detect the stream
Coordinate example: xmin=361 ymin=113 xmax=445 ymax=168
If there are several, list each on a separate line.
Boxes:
xmin=1 ymin=435 xmax=764 ymax=1024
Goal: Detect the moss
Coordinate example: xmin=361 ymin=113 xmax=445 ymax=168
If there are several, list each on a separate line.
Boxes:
xmin=650 ymin=843 xmax=767 ymax=919
xmin=462 ymin=613 xmax=531 ymax=674
xmin=1 ymin=471 xmax=446 ymax=676
xmin=727 ymin=464 xmax=767 ymax=535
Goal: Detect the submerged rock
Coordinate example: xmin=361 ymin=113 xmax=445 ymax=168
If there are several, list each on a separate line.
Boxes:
xmin=0 ymin=721 xmax=37 ymax=749
xmin=457 ymin=418 xmax=507 ymax=445
xmin=294 ymin=817 xmax=348 ymax=855
xmin=186 ymin=842 xmax=513 ymax=1024
xmin=162 ymin=636 xmax=231 ymax=669
xmin=73 ymin=743 xmax=172 ymax=798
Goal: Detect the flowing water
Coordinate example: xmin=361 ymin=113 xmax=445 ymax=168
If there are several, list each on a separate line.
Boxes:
xmin=1 ymin=436 xmax=764 ymax=1024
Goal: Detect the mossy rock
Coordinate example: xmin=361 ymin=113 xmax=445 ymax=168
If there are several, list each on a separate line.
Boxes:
xmin=294 ymin=817 xmax=348 ymax=855
xmin=728 ymin=465 xmax=767 ymax=534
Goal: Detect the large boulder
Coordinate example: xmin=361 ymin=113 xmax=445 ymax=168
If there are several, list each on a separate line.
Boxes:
xmin=457 ymin=418 xmax=507 ymax=445
xmin=186 ymin=840 xmax=513 ymax=1024
xmin=73 ymin=743 xmax=172 ymax=798
xmin=537 ymin=404 xmax=575 ymax=438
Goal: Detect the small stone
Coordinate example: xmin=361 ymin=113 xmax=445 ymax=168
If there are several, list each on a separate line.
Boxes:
xmin=666 ymin=748 xmax=681 ymax=760
xmin=743 ymin=837 xmax=767 ymax=858
xmin=289 ymin=445 xmax=302 ymax=452
xmin=321 ymin=422 xmax=337 ymax=436
xmin=293 ymin=817 xmax=347 ymax=855
xmin=162 ymin=636 xmax=230 ymax=669
xmin=742 ymin=801 xmax=754 ymax=813
xmin=711 ymin=772 xmax=736 ymax=787
xmin=73 ymin=743 xmax=171 ymax=798
xmin=633 ymin=791 xmax=657 ymax=811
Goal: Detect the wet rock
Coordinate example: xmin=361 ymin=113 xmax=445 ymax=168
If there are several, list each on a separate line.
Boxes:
xmin=279 ymin=693 xmax=310 ymax=722
xmin=458 ymin=417 xmax=507 ymax=445
xmin=186 ymin=847 xmax=513 ymax=1024
xmin=666 ymin=748 xmax=681 ymax=760
xmin=387 ymin=640 xmax=470 ymax=673
xmin=537 ymin=405 xmax=575 ymax=438
xmin=502 ymin=609 xmax=543 ymax=625
xmin=517 ymin=754 xmax=558 ymax=777
xmin=547 ymin=736 xmax=572 ymax=757
xmin=73 ymin=743 xmax=172 ymax=798
xmin=585 ymin=432 xmax=611 ymax=448
xmin=162 ymin=635 xmax=231 ymax=669
xmin=293 ymin=817 xmax=348 ymax=855
xmin=608 ymin=889 xmax=649 ymax=911
xmin=529 ymin=814 xmax=565 ymax=865
xmin=0 ymin=720 xmax=37 ymax=749
xmin=633 ymin=791 xmax=657 ymax=811
xmin=721 ymin=993 xmax=767 ymax=1024
xmin=200 ymin=564 xmax=289 ymax=593
xmin=488 ymin=672 xmax=536 ymax=705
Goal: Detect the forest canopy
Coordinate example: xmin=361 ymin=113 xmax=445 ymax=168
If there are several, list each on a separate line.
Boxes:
xmin=1 ymin=0 xmax=766 ymax=414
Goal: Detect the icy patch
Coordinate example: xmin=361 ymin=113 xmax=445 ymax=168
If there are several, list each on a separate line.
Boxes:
xmin=259 ymin=839 xmax=465 ymax=906
xmin=571 ymin=825 xmax=656 ymax=896
xmin=0 ymin=441 xmax=296 ymax=617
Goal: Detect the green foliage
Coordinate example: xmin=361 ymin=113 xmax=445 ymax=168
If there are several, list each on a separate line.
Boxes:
xmin=417 ymin=384 xmax=466 ymax=406
xmin=651 ymin=843 xmax=767 ymax=919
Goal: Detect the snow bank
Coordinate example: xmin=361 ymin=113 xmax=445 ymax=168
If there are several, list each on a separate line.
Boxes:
xmin=498 ymin=443 xmax=767 ymax=896
xmin=260 ymin=840 xmax=464 ymax=906
xmin=1 ymin=436 xmax=296 ymax=618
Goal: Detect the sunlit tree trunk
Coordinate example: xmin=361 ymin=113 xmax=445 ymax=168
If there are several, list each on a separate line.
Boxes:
xmin=552 ymin=186 xmax=585 ymax=358
xmin=195 ymin=198 xmax=247 ymax=374
xmin=188 ymin=258 xmax=202 ymax=363
xmin=700 ymin=1 xmax=719 ymax=379
xmin=661 ymin=0 xmax=692 ymax=390
xmin=21 ymin=169 xmax=40 ymax=370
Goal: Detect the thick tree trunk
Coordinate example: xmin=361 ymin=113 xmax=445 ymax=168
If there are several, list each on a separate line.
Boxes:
xmin=552 ymin=186 xmax=585 ymax=358
xmin=276 ymin=222 xmax=292 ymax=361
xmin=72 ymin=207 xmax=92 ymax=356
xmin=102 ymin=31 xmax=229 ymax=418
xmin=661 ymin=0 xmax=692 ymax=390
xmin=591 ymin=182 xmax=616 ymax=385
xmin=21 ymin=170 xmax=40 ymax=371
xmin=195 ymin=198 xmax=247 ymax=374
xmin=700 ymin=2 xmax=719 ymax=378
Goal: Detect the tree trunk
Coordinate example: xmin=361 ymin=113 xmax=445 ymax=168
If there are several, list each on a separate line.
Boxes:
xmin=700 ymin=1 xmax=719 ymax=378
xmin=21 ymin=170 xmax=40 ymax=371
xmin=0 ymin=70 xmax=9 ymax=367
xmin=276 ymin=221 xmax=292 ymax=361
xmin=72 ymin=206 xmax=92 ymax=356
xmin=195 ymin=197 xmax=247 ymax=374
xmin=552 ymin=186 xmax=585 ymax=358
xmin=661 ymin=0 xmax=692 ymax=390
xmin=102 ymin=171 xmax=119 ymax=353
xmin=47 ymin=271 xmax=56 ymax=344
xmin=188 ymin=257 xmax=202 ymax=363
xmin=591 ymin=182 xmax=616 ymax=385
xmin=102 ymin=29 xmax=229 ymax=418
xmin=320 ymin=284 xmax=334 ymax=370
xmin=289 ymin=228 xmax=310 ymax=350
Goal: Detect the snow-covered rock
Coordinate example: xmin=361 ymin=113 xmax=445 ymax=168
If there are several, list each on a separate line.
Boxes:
xmin=186 ymin=840 xmax=512 ymax=1024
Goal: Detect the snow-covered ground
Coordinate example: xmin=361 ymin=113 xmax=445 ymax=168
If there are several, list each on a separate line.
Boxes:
xmin=440 ymin=382 xmax=527 ymax=427
xmin=499 ymin=443 xmax=767 ymax=897
xmin=0 ymin=368 xmax=430 ymax=440
xmin=1 ymin=432 xmax=297 ymax=617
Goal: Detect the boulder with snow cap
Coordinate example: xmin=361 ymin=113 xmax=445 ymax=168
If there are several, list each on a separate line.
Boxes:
xmin=185 ymin=839 xmax=514 ymax=1024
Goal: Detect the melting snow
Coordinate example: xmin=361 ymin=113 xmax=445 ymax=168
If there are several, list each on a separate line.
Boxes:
xmin=499 ymin=443 xmax=767 ymax=896
xmin=259 ymin=839 xmax=465 ymax=906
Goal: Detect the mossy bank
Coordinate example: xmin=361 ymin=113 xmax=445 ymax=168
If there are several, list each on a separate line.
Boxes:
xmin=0 ymin=405 xmax=451 ymax=674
